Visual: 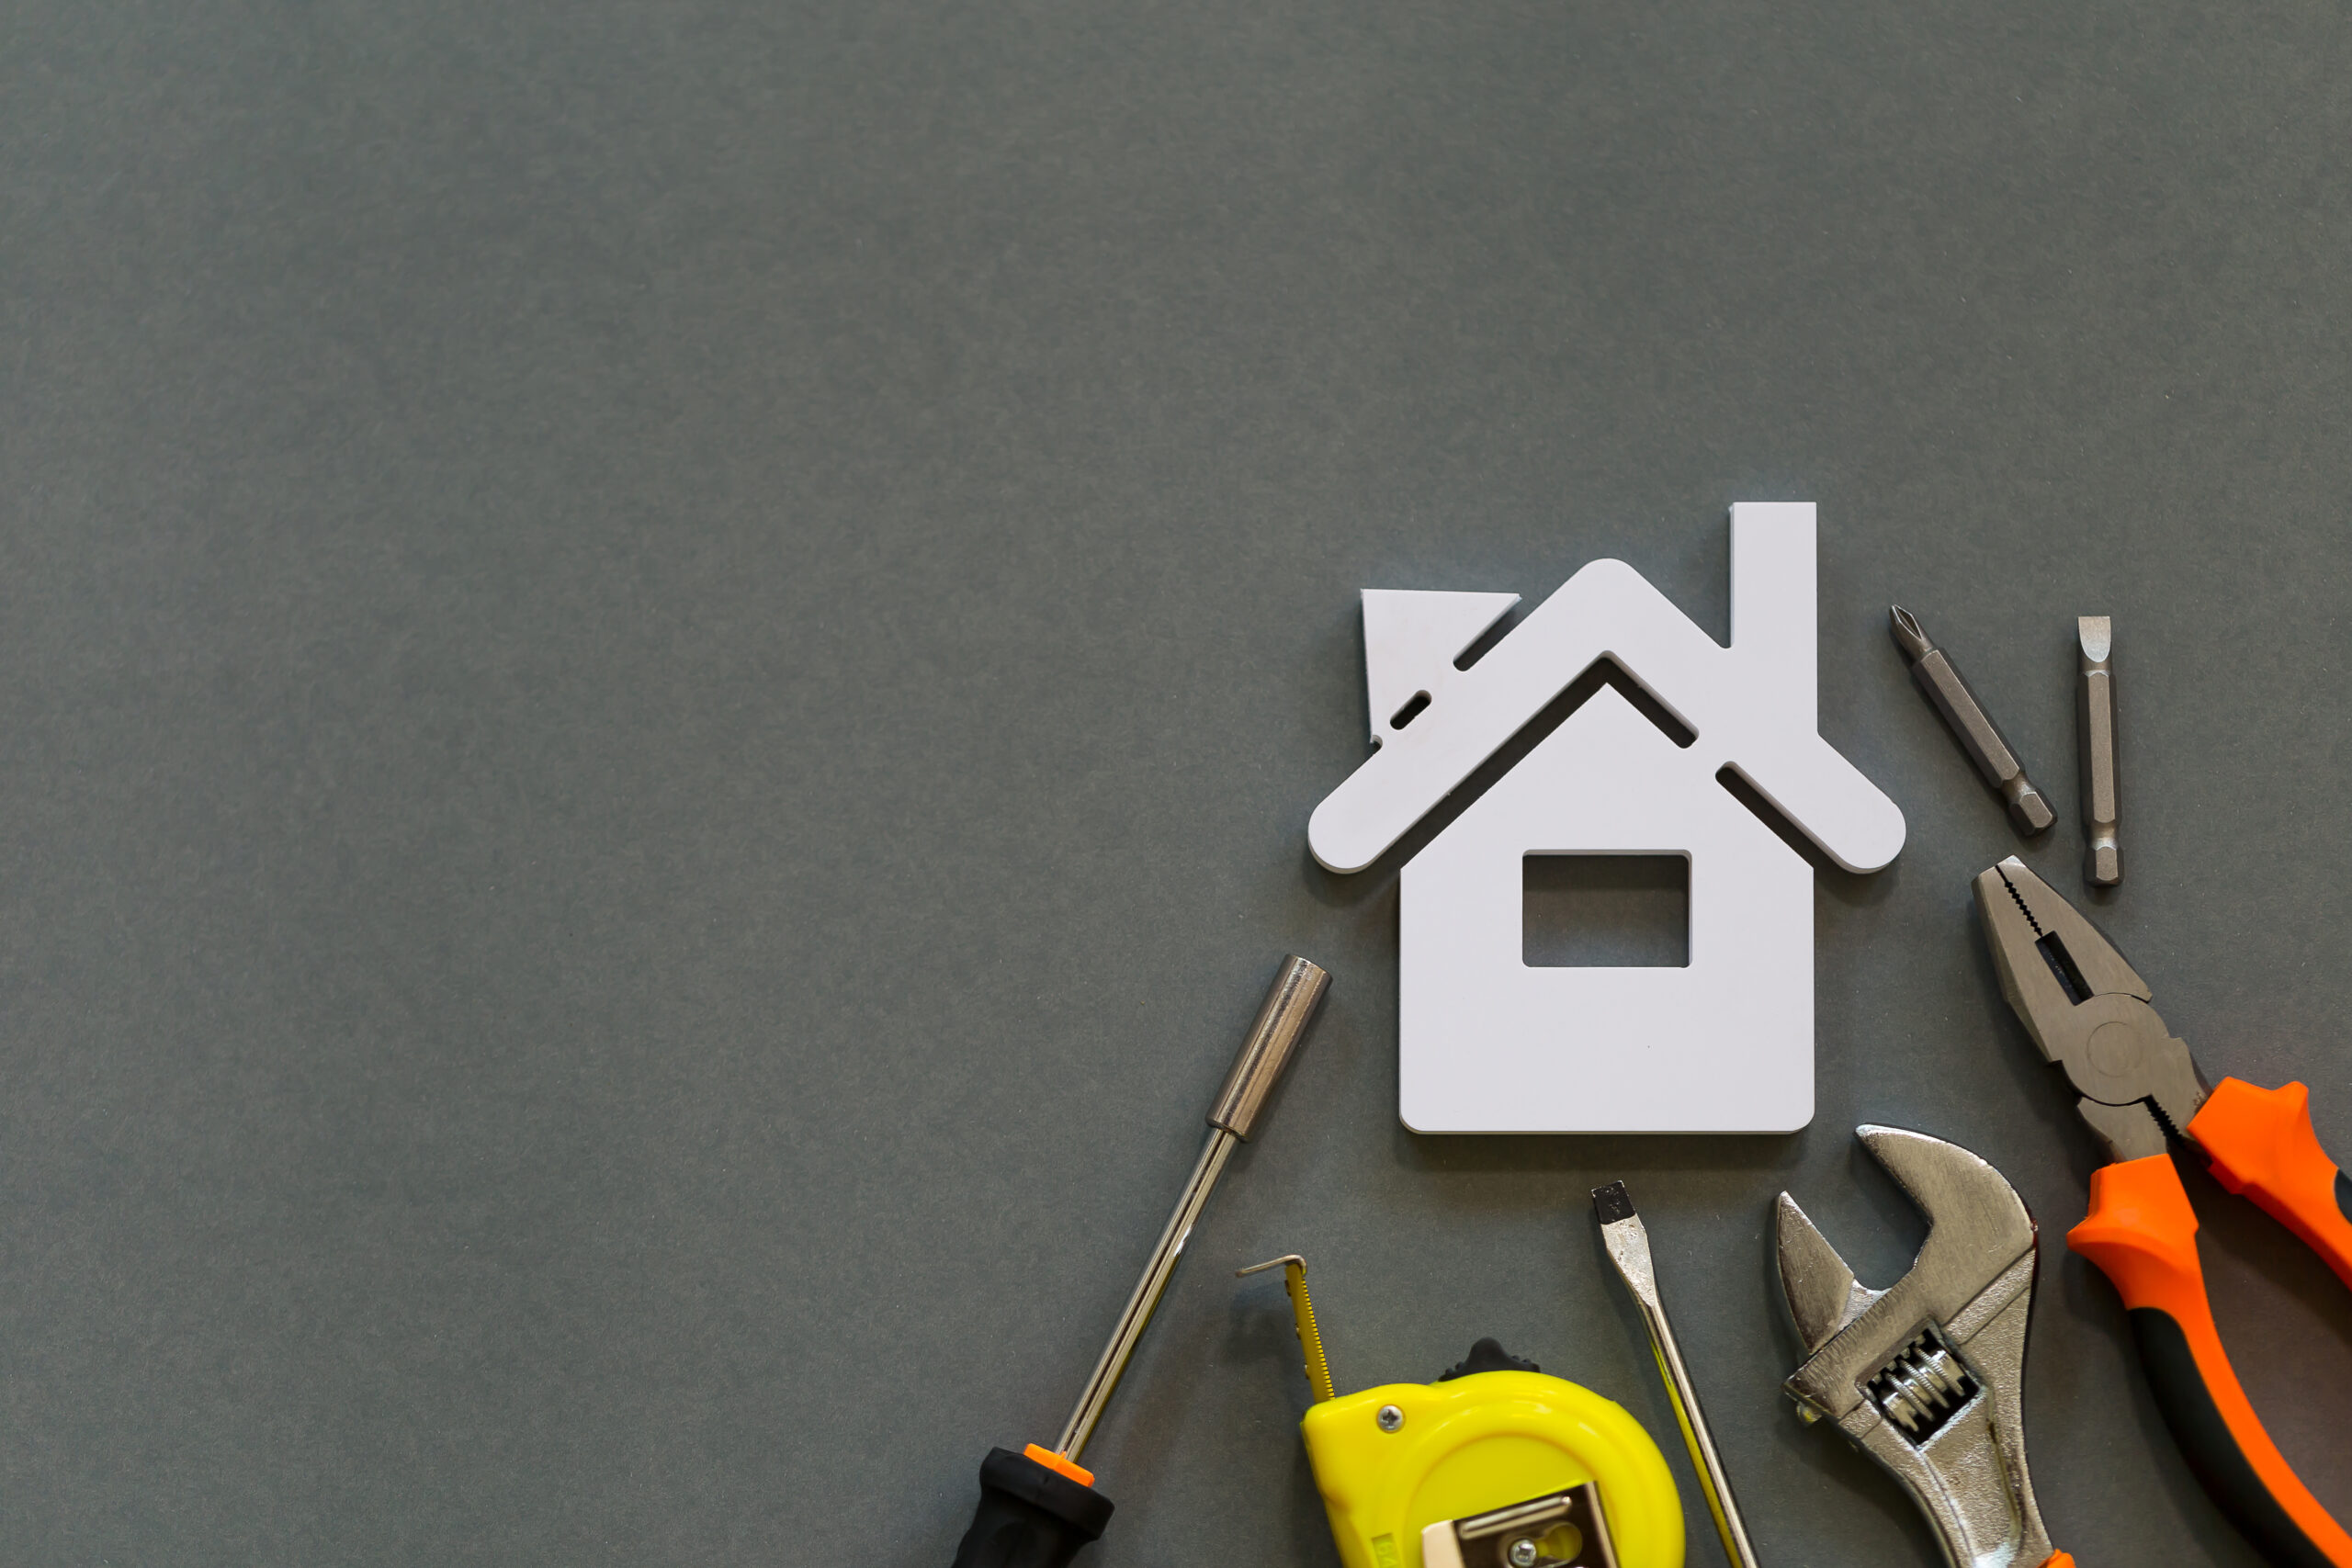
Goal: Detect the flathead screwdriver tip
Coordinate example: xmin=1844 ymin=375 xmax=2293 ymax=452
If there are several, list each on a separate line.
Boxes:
xmin=1591 ymin=1181 xmax=1637 ymax=1226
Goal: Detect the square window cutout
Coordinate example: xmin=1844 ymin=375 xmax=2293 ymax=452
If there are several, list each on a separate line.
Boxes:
xmin=1522 ymin=853 xmax=1690 ymax=967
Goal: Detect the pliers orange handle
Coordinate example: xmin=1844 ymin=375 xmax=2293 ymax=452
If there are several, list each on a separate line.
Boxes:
xmin=1976 ymin=860 xmax=2352 ymax=1568
xmin=2073 ymin=1081 xmax=2352 ymax=1568
xmin=2198 ymin=1078 xmax=2352 ymax=1285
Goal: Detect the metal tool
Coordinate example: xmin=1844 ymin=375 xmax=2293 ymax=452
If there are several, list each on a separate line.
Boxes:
xmin=1240 ymin=1256 xmax=1685 ymax=1568
xmin=1976 ymin=856 xmax=2352 ymax=1567
xmin=948 ymin=954 xmax=1329 ymax=1568
xmin=1889 ymin=606 xmax=2054 ymax=835
xmin=1422 ymin=1484 xmax=1622 ymax=1568
xmin=1235 ymin=1255 xmax=1336 ymax=1402
xmin=1775 ymin=1126 xmax=2070 ymax=1568
xmin=1591 ymin=1182 xmax=1760 ymax=1568
xmin=2075 ymin=617 xmax=2120 ymax=886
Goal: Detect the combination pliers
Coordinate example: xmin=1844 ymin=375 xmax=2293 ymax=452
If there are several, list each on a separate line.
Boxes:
xmin=1975 ymin=856 xmax=2352 ymax=1568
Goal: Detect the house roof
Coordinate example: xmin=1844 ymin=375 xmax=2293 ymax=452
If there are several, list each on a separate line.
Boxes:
xmin=1307 ymin=505 xmax=1905 ymax=875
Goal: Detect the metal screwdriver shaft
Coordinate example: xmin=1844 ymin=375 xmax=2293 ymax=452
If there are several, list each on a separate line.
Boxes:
xmin=1595 ymin=1181 xmax=1763 ymax=1568
xmin=1056 ymin=954 xmax=1330 ymax=1459
xmin=949 ymin=955 xmax=1329 ymax=1568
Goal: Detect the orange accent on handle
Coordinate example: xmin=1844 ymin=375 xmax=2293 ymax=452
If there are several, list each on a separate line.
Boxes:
xmin=2191 ymin=1077 xmax=2352 ymax=1291
xmin=1022 ymin=1444 xmax=1096 ymax=1487
xmin=2069 ymin=1156 xmax=2352 ymax=1566
xmin=2039 ymin=1553 xmax=2075 ymax=1568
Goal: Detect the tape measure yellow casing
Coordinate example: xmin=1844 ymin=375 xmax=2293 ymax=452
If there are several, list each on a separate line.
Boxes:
xmin=1301 ymin=1368 xmax=1684 ymax=1568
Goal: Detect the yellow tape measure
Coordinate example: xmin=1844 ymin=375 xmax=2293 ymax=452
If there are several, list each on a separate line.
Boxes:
xmin=1239 ymin=1258 xmax=1683 ymax=1568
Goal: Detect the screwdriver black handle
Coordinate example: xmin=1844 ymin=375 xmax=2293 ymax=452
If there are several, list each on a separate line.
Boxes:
xmin=948 ymin=1448 xmax=1114 ymax=1568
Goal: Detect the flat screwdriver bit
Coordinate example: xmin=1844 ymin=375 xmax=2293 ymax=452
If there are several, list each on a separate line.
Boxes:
xmin=1890 ymin=606 xmax=2055 ymax=835
xmin=2077 ymin=616 xmax=2120 ymax=885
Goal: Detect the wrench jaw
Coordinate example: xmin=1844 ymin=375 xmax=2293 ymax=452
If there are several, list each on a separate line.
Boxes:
xmin=1775 ymin=1194 xmax=1881 ymax=1363
xmin=1777 ymin=1129 xmax=2055 ymax=1568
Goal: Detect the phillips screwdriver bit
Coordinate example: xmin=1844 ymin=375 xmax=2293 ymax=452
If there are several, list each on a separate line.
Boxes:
xmin=1889 ymin=605 xmax=2055 ymax=835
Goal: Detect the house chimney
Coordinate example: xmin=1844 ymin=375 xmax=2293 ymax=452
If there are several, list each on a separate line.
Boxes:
xmin=1726 ymin=502 xmax=1817 ymax=719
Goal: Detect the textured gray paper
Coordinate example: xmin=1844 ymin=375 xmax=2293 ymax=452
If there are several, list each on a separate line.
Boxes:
xmin=3 ymin=1 xmax=2348 ymax=1563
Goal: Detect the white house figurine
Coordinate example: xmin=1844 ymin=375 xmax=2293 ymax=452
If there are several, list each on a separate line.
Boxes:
xmin=1309 ymin=503 xmax=1904 ymax=1134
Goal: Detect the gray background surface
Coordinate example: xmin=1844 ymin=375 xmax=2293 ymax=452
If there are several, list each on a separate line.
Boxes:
xmin=4 ymin=1 xmax=2349 ymax=1562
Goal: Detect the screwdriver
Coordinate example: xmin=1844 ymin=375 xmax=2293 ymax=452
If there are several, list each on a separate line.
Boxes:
xmin=1594 ymin=1181 xmax=1761 ymax=1568
xmin=948 ymin=955 xmax=1331 ymax=1568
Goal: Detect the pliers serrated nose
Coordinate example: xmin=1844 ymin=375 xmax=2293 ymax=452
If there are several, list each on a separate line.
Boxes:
xmin=1973 ymin=856 xmax=2352 ymax=1568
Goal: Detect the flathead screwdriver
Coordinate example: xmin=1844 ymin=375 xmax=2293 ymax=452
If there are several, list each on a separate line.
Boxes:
xmin=948 ymin=955 xmax=1330 ymax=1568
xmin=1595 ymin=1181 xmax=1762 ymax=1568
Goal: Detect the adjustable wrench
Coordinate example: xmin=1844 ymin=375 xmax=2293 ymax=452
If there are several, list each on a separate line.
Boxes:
xmin=1775 ymin=1126 xmax=2073 ymax=1568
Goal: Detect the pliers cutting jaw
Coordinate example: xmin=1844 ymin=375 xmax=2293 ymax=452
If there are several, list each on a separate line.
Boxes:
xmin=1972 ymin=856 xmax=2207 ymax=1162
